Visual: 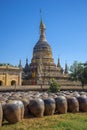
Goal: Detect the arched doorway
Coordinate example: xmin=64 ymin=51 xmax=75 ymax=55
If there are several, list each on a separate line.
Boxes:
xmin=0 ymin=81 xmax=3 ymax=86
xmin=11 ymin=80 xmax=16 ymax=86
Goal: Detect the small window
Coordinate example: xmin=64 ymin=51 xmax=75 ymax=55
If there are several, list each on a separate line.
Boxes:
xmin=0 ymin=81 xmax=3 ymax=86
xmin=11 ymin=80 xmax=16 ymax=86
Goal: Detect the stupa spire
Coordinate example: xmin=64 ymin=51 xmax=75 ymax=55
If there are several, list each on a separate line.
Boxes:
xmin=57 ymin=57 xmax=61 ymax=68
xmin=39 ymin=10 xmax=46 ymax=41
xmin=18 ymin=59 xmax=22 ymax=68
xmin=65 ymin=62 xmax=68 ymax=74
xmin=26 ymin=58 xmax=28 ymax=64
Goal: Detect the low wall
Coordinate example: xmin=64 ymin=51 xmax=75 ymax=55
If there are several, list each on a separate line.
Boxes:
xmin=0 ymin=85 xmax=87 ymax=92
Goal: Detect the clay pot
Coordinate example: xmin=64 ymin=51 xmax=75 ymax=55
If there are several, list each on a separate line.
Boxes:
xmin=77 ymin=96 xmax=87 ymax=112
xmin=0 ymin=103 xmax=3 ymax=126
xmin=55 ymin=96 xmax=67 ymax=114
xmin=44 ymin=98 xmax=55 ymax=115
xmin=67 ymin=97 xmax=79 ymax=113
xmin=21 ymin=98 xmax=30 ymax=117
xmin=3 ymin=100 xmax=24 ymax=123
xmin=28 ymin=98 xmax=44 ymax=117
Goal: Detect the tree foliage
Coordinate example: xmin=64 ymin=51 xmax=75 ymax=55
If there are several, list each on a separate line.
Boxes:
xmin=0 ymin=63 xmax=14 ymax=66
xmin=69 ymin=61 xmax=87 ymax=88
xmin=48 ymin=78 xmax=61 ymax=93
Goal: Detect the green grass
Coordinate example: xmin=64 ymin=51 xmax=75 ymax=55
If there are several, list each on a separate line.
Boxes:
xmin=1 ymin=113 xmax=87 ymax=130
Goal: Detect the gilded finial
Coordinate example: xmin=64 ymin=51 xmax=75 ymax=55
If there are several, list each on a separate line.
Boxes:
xmin=39 ymin=10 xmax=46 ymax=41
xmin=40 ymin=9 xmax=42 ymax=20
xmin=40 ymin=9 xmax=46 ymax=29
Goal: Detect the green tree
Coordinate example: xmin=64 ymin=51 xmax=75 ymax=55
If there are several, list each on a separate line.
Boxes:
xmin=69 ymin=61 xmax=87 ymax=88
xmin=48 ymin=78 xmax=61 ymax=93
xmin=69 ymin=61 xmax=79 ymax=81
xmin=78 ymin=63 xmax=87 ymax=88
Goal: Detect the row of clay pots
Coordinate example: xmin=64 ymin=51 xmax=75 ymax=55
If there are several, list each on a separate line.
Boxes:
xmin=0 ymin=94 xmax=87 ymax=126
xmin=0 ymin=91 xmax=87 ymax=102
xmin=27 ymin=96 xmax=87 ymax=117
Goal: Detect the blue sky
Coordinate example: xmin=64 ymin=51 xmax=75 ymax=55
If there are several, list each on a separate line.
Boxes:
xmin=0 ymin=0 xmax=87 ymax=68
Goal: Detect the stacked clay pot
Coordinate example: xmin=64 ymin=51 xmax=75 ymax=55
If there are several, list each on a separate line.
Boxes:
xmin=44 ymin=98 xmax=55 ymax=115
xmin=3 ymin=100 xmax=24 ymax=123
xmin=20 ymin=98 xmax=30 ymax=117
xmin=55 ymin=96 xmax=67 ymax=114
xmin=77 ymin=95 xmax=87 ymax=112
xmin=67 ymin=97 xmax=79 ymax=113
xmin=28 ymin=98 xmax=44 ymax=117
xmin=0 ymin=103 xmax=3 ymax=126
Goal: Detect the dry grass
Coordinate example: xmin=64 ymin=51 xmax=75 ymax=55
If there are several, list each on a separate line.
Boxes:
xmin=1 ymin=113 xmax=87 ymax=130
